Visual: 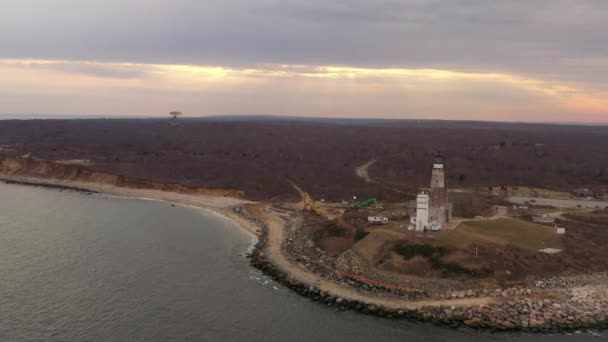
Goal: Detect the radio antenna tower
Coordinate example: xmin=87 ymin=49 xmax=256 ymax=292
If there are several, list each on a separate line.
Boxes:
xmin=169 ymin=111 xmax=182 ymax=126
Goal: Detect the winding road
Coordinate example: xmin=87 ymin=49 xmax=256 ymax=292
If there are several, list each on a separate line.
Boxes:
xmin=355 ymin=159 xmax=378 ymax=184
xmin=354 ymin=159 xmax=412 ymax=195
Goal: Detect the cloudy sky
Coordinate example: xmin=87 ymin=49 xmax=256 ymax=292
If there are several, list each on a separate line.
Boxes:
xmin=1 ymin=0 xmax=607 ymax=122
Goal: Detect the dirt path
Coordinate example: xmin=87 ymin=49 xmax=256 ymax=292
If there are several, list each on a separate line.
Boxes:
xmin=445 ymin=215 xmax=510 ymax=231
xmin=257 ymin=205 xmax=495 ymax=309
xmin=354 ymin=159 xmax=412 ymax=195
xmin=355 ymin=159 xmax=378 ymax=184
xmin=444 ymin=219 xmax=464 ymax=231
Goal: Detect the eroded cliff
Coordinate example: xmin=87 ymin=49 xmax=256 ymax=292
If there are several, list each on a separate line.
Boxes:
xmin=0 ymin=155 xmax=244 ymax=198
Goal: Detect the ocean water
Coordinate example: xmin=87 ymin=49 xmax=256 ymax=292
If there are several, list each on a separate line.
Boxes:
xmin=0 ymin=182 xmax=603 ymax=341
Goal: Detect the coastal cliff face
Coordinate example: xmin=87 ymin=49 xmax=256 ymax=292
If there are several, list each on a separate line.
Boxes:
xmin=0 ymin=155 xmax=244 ymax=198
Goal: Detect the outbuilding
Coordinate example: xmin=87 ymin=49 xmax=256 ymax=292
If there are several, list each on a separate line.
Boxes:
xmin=593 ymin=189 xmax=608 ymax=200
xmin=572 ymin=188 xmax=594 ymax=198
xmin=368 ymin=216 xmax=389 ymax=224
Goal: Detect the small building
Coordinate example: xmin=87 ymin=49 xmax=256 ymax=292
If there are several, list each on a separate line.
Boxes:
xmin=593 ymin=189 xmax=608 ymax=200
xmin=555 ymin=224 xmax=566 ymax=235
xmin=493 ymin=205 xmax=508 ymax=217
xmin=572 ymin=188 xmax=594 ymax=198
xmin=429 ymin=222 xmax=442 ymax=231
xmin=538 ymin=248 xmax=563 ymax=255
xmin=368 ymin=216 xmax=389 ymax=224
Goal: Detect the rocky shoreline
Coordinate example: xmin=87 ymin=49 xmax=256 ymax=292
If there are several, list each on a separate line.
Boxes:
xmin=238 ymin=205 xmax=608 ymax=333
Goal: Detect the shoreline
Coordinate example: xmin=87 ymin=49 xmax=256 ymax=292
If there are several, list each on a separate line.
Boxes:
xmin=2 ymin=174 xmax=607 ymax=333
xmin=0 ymin=175 xmax=259 ymax=236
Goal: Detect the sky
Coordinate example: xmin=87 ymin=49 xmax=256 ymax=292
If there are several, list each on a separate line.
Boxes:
xmin=1 ymin=0 xmax=607 ymax=123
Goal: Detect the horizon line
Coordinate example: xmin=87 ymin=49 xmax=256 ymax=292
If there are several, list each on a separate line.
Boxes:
xmin=0 ymin=113 xmax=607 ymax=127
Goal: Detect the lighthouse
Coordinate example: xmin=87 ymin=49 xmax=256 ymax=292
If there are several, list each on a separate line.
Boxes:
xmin=408 ymin=152 xmax=451 ymax=232
xmin=429 ymin=152 xmax=449 ymax=227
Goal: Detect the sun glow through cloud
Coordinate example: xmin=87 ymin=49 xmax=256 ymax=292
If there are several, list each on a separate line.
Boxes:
xmin=0 ymin=59 xmax=605 ymax=122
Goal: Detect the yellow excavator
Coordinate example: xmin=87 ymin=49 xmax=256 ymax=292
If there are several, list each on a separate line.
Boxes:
xmin=302 ymin=191 xmax=317 ymax=213
xmin=288 ymin=179 xmax=342 ymax=219
xmin=302 ymin=191 xmax=345 ymax=220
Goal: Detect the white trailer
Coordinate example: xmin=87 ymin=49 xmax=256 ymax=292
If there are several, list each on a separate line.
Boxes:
xmin=368 ymin=216 xmax=389 ymax=224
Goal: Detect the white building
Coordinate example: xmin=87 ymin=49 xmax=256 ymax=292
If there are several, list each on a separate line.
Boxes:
xmin=429 ymin=222 xmax=442 ymax=231
xmin=555 ymin=226 xmax=566 ymax=235
xmin=368 ymin=216 xmax=389 ymax=224
xmin=415 ymin=192 xmax=429 ymax=232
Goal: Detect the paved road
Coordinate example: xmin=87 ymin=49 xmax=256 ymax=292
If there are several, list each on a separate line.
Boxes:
xmin=508 ymin=196 xmax=608 ymax=209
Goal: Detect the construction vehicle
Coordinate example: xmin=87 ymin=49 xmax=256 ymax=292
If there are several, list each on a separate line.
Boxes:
xmin=302 ymin=192 xmax=317 ymax=213
xmin=287 ymin=179 xmax=344 ymax=219
xmin=352 ymin=197 xmax=380 ymax=209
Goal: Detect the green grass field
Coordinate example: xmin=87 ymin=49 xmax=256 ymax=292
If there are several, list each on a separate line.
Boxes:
xmin=437 ymin=218 xmax=563 ymax=250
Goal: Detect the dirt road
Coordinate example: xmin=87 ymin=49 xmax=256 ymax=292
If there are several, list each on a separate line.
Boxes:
xmin=355 ymin=159 xmax=378 ymax=184
xmin=354 ymin=159 xmax=412 ymax=196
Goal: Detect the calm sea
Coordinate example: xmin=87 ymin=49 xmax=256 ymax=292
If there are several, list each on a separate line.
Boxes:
xmin=0 ymin=182 xmax=602 ymax=341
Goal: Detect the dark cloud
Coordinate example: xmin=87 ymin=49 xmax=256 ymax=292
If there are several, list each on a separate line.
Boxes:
xmin=0 ymin=0 xmax=607 ymax=83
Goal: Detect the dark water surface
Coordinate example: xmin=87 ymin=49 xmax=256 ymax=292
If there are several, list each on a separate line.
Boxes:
xmin=0 ymin=182 xmax=603 ymax=341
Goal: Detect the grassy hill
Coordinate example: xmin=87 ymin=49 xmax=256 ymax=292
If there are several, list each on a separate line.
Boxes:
xmin=438 ymin=218 xmax=563 ymax=250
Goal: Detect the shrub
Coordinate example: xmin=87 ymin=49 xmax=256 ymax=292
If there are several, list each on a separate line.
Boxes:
xmin=354 ymin=229 xmax=369 ymax=241
xmin=395 ymin=243 xmax=493 ymax=278
xmin=394 ymin=243 xmax=439 ymax=260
